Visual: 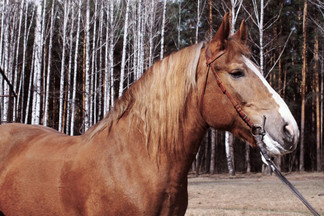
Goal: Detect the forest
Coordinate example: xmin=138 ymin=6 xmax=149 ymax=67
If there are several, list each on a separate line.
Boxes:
xmin=0 ymin=0 xmax=323 ymax=174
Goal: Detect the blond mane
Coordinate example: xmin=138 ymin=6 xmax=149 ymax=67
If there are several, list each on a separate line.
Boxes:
xmin=84 ymin=42 xmax=204 ymax=154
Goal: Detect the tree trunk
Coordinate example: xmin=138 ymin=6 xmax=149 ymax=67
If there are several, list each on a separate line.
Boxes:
xmin=31 ymin=0 xmax=43 ymax=125
xmin=44 ymin=0 xmax=55 ymax=126
xmin=208 ymin=0 xmax=213 ymax=40
xmin=148 ymin=0 xmax=155 ymax=67
xmin=97 ymin=2 xmax=104 ymax=121
xmin=210 ymin=129 xmax=217 ymax=174
xmin=66 ymin=1 xmax=75 ymax=134
xmin=91 ymin=0 xmax=98 ymax=125
xmin=70 ymin=0 xmax=81 ymax=135
xmin=313 ymin=28 xmax=320 ymax=171
xmin=160 ymin=0 xmax=167 ymax=60
xmin=109 ymin=1 xmax=115 ymax=108
xmin=119 ymin=0 xmax=130 ymax=97
xmin=225 ymin=132 xmax=235 ymax=176
xmin=13 ymin=0 xmax=25 ymax=122
xmin=58 ymin=0 xmax=69 ymax=132
xmin=299 ymin=0 xmax=307 ymax=171
xmin=84 ymin=0 xmax=91 ymax=131
xmin=195 ymin=0 xmax=200 ymax=44
xmin=245 ymin=143 xmax=251 ymax=173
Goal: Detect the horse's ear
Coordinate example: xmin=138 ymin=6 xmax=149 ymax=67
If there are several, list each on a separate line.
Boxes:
xmin=233 ymin=20 xmax=248 ymax=45
xmin=210 ymin=12 xmax=230 ymax=50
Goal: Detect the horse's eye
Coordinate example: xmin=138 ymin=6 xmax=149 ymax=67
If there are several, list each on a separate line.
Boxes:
xmin=230 ymin=69 xmax=245 ymax=78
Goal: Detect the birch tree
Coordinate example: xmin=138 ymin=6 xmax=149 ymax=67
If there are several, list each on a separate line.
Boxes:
xmin=58 ymin=0 xmax=69 ymax=132
xmin=43 ymin=0 xmax=55 ymax=126
xmin=91 ymin=0 xmax=98 ymax=125
xmin=17 ymin=2 xmax=34 ymax=122
xmin=97 ymin=2 xmax=104 ymax=120
xmin=109 ymin=1 xmax=115 ymax=108
xmin=104 ymin=2 xmax=111 ymax=115
xmin=84 ymin=0 xmax=91 ymax=131
xmin=13 ymin=0 xmax=25 ymax=121
xmin=148 ymin=0 xmax=156 ymax=67
xmin=119 ymin=0 xmax=130 ymax=97
xmin=70 ymin=0 xmax=82 ymax=135
xmin=66 ymin=1 xmax=75 ymax=134
xmin=31 ymin=0 xmax=43 ymax=125
xmin=1 ymin=0 xmax=9 ymax=123
xmin=160 ymin=0 xmax=167 ymax=60
xmin=224 ymin=0 xmax=243 ymax=176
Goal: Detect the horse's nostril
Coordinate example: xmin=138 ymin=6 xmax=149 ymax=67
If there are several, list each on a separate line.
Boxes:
xmin=283 ymin=124 xmax=294 ymax=143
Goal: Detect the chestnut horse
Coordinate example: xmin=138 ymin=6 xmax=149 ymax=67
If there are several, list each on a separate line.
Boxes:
xmin=0 ymin=14 xmax=299 ymax=215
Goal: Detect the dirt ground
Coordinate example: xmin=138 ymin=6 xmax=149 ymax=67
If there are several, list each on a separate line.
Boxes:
xmin=186 ymin=172 xmax=324 ymax=216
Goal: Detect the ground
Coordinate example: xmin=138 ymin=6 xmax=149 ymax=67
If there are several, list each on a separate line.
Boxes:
xmin=186 ymin=172 xmax=324 ymax=216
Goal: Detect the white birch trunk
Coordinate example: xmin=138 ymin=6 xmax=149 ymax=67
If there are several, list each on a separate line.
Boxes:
xmin=17 ymin=2 xmax=33 ymax=122
xmin=70 ymin=0 xmax=82 ymax=135
xmin=252 ymin=0 xmax=264 ymax=75
xmin=230 ymin=0 xmax=243 ymax=35
xmin=104 ymin=3 xmax=110 ymax=115
xmin=84 ymin=0 xmax=91 ymax=131
xmin=0 ymin=0 xmax=5 ymax=122
xmin=98 ymin=2 xmax=104 ymax=121
xmin=58 ymin=0 xmax=69 ymax=132
xmin=259 ymin=0 xmax=264 ymax=74
xmin=109 ymin=1 xmax=115 ymax=108
xmin=195 ymin=0 xmax=200 ymax=44
xmin=91 ymin=0 xmax=98 ymax=125
xmin=25 ymin=45 xmax=35 ymax=124
xmin=13 ymin=0 xmax=25 ymax=121
xmin=133 ymin=0 xmax=142 ymax=80
xmin=0 ymin=0 xmax=6 ymax=65
xmin=118 ymin=0 xmax=130 ymax=97
xmin=31 ymin=0 xmax=43 ymax=125
xmin=44 ymin=0 xmax=55 ymax=126
xmin=160 ymin=0 xmax=167 ymax=60
xmin=2 ymin=0 xmax=9 ymax=123
xmin=177 ymin=0 xmax=181 ymax=49
xmin=224 ymin=1 xmax=243 ymax=176
xmin=225 ymin=132 xmax=235 ymax=175
xmin=40 ymin=0 xmax=46 ymax=124
xmin=140 ymin=1 xmax=146 ymax=75
xmin=210 ymin=129 xmax=216 ymax=174
xmin=148 ymin=0 xmax=155 ymax=67
xmin=66 ymin=1 xmax=75 ymax=134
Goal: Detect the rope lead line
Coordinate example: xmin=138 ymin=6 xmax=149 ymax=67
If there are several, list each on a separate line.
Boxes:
xmin=254 ymin=118 xmax=320 ymax=216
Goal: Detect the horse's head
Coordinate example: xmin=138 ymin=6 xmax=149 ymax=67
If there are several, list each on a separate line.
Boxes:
xmin=200 ymin=13 xmax=299 ymax=155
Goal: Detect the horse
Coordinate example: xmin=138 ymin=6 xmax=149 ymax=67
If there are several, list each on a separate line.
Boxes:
xmin=0 ymin=13 xmax=299 ymax=216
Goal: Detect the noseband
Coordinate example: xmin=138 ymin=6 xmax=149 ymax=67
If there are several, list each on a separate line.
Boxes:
xmin=200 ymin=45 xmax=320 ymax=216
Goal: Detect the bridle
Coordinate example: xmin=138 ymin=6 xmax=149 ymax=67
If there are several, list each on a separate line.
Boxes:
xmin=200 ymin=46 xmax=256 ymax=133
xmin=201 ymin=45 xmax=320 ymax=216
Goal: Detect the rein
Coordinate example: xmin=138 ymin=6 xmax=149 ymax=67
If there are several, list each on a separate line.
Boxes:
xmin=204 ymin=47 xmax=320 ymax=216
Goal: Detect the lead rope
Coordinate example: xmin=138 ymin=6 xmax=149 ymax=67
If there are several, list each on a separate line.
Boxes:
xmin=205 ymin=50 xmax=320 ymax=216
xmin=253 ymin=117 xmax=320 ymax=216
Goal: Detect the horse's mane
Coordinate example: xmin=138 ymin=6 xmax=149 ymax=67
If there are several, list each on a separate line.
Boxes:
xmin=84 ymin=42 xmax=204 ymax=154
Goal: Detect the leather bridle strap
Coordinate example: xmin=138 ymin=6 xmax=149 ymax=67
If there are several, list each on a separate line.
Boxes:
xmin=204 ymin=49 xmax=255 ymax=130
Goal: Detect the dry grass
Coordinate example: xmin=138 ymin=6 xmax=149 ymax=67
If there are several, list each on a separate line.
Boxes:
xmin=186 ymin=172 xmax=324 ymax=216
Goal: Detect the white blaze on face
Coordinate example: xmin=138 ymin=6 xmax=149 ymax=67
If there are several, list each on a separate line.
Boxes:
xmin=242 ymin=56 xmax=299 ymax=154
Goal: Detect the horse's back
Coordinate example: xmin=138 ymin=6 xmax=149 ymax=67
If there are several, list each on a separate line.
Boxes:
xmin=0 ymin=123 xmax=82 ymax=215
xmin=0 ymin=123 xmax=71 ymax=165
